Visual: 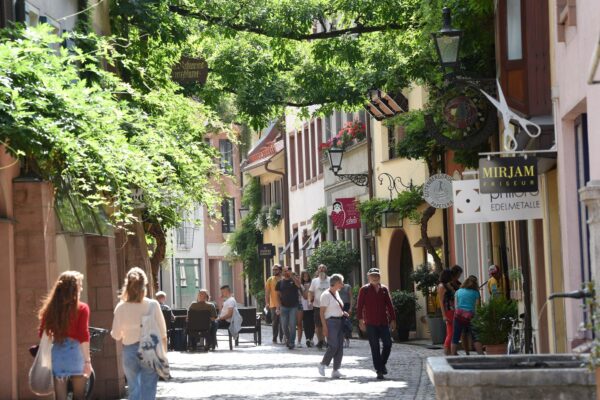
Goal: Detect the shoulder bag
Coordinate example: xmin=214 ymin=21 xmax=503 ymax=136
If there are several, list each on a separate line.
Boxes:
xmin=29 ymin=332 xmax=54 ymax=396
xmin=138 ymin=301 xmax=171 ymax=380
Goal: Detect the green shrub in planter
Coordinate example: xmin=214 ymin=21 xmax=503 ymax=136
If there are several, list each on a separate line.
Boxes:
xmin=391 ymin=290 xmax=421 ymax=341
xmin=472 ymin=296 xmax=517 ymax=345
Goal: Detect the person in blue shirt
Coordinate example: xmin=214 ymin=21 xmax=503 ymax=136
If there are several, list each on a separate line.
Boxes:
xmin=450 ymin=275 xmax=483 ymax=356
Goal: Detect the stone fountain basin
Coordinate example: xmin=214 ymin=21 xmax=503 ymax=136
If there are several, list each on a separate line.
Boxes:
xmin=427 ymin=354 xmax=595 ymax=400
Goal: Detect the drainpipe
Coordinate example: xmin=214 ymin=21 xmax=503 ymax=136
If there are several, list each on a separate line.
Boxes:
xmin=365 ymin=117 xmax=377 ymax=271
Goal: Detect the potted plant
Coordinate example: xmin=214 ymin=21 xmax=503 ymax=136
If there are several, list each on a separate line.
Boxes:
xmin=411 ymin=263 xmax=445 ymax=344
xmin=391 ymin=290 xmax=421 ymax=341
xmin=472 ymin=296 xmax=517 ymax=354
xmin=509 ymin=266 xmax=522 ymax=300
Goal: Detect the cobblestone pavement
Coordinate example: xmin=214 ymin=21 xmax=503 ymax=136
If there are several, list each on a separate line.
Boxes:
xmin=154 ymin=324 xmax=441 ymax=400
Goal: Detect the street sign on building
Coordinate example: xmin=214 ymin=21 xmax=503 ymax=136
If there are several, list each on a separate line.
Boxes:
xmin=331 ymin=198 xmax=361 ymax=229
xmin=453 ymin=179 xmax=542 ymax=225
xmin=479 ymin=157 xmax=538 ymax=193
xmin=423 ymin=174 xmax=454 ymax=209
xmin=258 ymin=243 xmax=276 ymax=259
xmin=171 ymin=57 xmax=209 ymax=85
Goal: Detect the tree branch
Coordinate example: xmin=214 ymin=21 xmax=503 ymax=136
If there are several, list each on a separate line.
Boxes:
xmin=169 ymin=5 xmax=408 ymax=41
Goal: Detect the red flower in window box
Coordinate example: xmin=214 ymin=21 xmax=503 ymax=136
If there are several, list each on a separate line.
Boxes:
xmin=320 ymin=120 xmax=366 ymax=151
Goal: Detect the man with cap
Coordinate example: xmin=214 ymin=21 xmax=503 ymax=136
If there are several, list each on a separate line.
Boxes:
xmin=487 ymin=265 xmax=506 ymax=298
xmin=356 ymin=268 xmax=396 ymax=380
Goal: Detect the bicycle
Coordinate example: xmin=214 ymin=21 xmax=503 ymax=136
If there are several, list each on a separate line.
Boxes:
xmin=505 ymin=313 xmax=537 ymax=355
xmin=79 ymin=327 xmax=109 ymax=398
xmin=30 ymin=326 xmax=109 ymax=400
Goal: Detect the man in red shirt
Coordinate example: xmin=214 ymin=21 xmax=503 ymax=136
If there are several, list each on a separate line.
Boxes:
xmin=356 ymin=268 xmax=396 ymax=380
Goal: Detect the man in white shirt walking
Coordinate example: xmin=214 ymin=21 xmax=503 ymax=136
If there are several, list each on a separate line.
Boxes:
xmin=317 ymin=274 xmax=348 ymax=379
xmin=309 ymin=264 xmax=330 ymax=349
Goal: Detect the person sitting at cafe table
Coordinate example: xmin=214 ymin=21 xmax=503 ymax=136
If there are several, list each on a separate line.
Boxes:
xmin=188 ymin=289 xmax=218 ymax=351
xmin=156 ymin=291 xmax=175 ymax=323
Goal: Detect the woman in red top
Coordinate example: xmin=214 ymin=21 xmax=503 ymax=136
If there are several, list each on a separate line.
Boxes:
xmin=38 ymin=271 xmax=92 ymax=400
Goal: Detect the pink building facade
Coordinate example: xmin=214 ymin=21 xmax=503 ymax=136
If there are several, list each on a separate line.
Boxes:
xmin=552 ymin=0 xmax=600 ymax=348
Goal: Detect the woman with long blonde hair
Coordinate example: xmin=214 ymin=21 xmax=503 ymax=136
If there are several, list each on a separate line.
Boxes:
xmin=111 ymin=267 xmax=167 ymax=400
xmin=38 ymin=271 xmax=92 ymax=400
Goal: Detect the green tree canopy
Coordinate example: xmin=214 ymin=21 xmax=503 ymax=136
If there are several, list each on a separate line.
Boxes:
xmin=306 ymin=241 xmax=359 ymax=279
xmin=0 ymin=26 xmax=223 ymax=229
xmin=111 ymin=0 xmax=495 ymax=128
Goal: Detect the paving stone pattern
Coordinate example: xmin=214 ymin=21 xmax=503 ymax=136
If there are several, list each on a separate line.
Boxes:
xmin=152 ymin=324 xmax=440 ymax=400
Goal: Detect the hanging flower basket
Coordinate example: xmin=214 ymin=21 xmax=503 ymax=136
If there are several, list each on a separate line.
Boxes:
xmin=320 ymin=120 xmax=366 ymax=151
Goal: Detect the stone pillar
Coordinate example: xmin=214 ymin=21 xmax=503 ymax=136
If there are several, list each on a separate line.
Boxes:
xmin=85 ymin=235 xmax=126 ymax=399
xmin=581 ymin=181 xmax=600 ymax=287
xmin=13 ymin=180 xmax=57 ymax=399
xmin=0 ymin=218 xmax=17 ymax=400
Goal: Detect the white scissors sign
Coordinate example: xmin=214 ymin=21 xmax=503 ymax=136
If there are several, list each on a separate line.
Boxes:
xmin=480 ymin=80 xmax=541 ymax=151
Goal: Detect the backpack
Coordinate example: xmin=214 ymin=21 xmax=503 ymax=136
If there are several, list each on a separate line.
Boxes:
xmin=138 ymin=301 xmax=171 ymax=380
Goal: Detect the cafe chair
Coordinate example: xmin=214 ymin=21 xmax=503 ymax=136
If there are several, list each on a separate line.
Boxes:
xmin=187 ymin=309 xmax=213 ymax=352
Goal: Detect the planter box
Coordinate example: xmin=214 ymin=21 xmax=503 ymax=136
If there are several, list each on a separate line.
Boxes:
xmin=427 ymin=355 xmax=595 ymax=400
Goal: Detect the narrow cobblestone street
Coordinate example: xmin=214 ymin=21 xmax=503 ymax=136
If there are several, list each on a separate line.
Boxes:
xmin=155 ymin=325 xmax=440 ymax=400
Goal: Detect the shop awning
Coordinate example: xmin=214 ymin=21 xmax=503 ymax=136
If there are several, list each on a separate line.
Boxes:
xmin=279 ymin=230 xmax=299 ymax=261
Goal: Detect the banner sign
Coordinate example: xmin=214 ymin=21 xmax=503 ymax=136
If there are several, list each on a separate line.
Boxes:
xmin=453 ymin=180 xmax=542 ymax=225
xmin=171 ymin=57 xmax=209 ymax=85
xmin=331 ymin=198 xmax=361 ymax=229
xmin=479 ymin=157 xmax=538 ymax=193
xmin=258 ymin=244 xmax=275 ymax=259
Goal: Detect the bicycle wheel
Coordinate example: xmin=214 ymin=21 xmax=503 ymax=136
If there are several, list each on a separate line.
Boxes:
xmin=506 ymin=336 xmax=514 ymax=354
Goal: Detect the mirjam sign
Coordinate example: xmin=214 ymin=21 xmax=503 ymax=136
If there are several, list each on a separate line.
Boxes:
xmin=479 ymin=157 xmax=538 ymax=194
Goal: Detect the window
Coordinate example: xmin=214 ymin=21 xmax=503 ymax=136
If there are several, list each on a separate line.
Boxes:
xmin=310 ymin=121 xmax=317 ymax=178
xmin=304 ymin=127 xmax=310 ymax=181
xmin=575 ymin=115 xmax=591 ymax=283
xmin=24 ymin=3 xmax=39 ymax=27
xmin=387 ymin=125 xmax=405 ymax=160
xmin=290 ymin=136 xmax=297 ymax=186
xmin=335 ymin=111 xmax=342 ymax=136
xmin=297 ymin=129 xmax=304 ymax=184
xmin=220 ymin=260 xmax=233 ymax=288
xmin=179 ymin=264 xmax=187 ymax=287
xmin=219 ymin=139 xmax=233 ymax=173
xmin=177 ymin=224 xmax=195 ymax=250
xmin=506 ymin=0 xmax=523 ymax=60
xmin=193 ymin=260 xmax=200 ymax=287
xmin=221 ymin=198 xmax=235 ymax=233
xmin=325 ymin=115 xmax=332 ymax=141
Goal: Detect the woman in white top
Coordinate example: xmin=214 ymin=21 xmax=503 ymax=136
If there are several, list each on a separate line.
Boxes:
xmin=111 ymin=267 xmax=167 ymax=400
xmin=317 ymin=274 xmax=348 ymax=379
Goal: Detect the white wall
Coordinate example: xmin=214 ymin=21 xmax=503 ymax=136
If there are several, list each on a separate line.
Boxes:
xmin=24 ymin=0 xmax=78 ymax=32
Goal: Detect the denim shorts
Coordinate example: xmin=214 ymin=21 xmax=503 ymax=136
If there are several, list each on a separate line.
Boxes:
xmin=52 ymin=338 xmax=84 ymax=378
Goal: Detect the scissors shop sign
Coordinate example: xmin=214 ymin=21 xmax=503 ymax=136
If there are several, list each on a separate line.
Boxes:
xmin=479 ymin=157 xmax=538 ymax=193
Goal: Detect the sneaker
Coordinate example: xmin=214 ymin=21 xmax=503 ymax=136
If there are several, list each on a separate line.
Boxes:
xmin=318 ymin=363 xmax=325 ymax=376
xmin=316 ymin=341 xmax=323 ymax=350
xmin=376 ymin=372 xmax=385 ymax=380
xmin=331 ymin=370 xmax=344 ymax=379
xmin=382 ymin=366 xmax=388 ymax=375
xmin=296 ymin=342 xmax=303 ymax=348
xmin=306 ymin=339 xmax=313 ymax=348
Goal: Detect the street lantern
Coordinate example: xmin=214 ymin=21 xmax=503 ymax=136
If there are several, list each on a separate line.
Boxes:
xmin=381 ymin=204 xmax=403 ymax=229
xmin=239 ymin=206 xmax=250 ymax=220
xmin=432 ymin=7 xmax=463 ymax=69
xmin=327 ymin=146 xmax=345 ymax=174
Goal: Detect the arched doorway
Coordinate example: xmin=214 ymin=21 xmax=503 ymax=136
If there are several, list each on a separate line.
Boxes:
xmin=387 ymin=229 xmax=415 ymax=329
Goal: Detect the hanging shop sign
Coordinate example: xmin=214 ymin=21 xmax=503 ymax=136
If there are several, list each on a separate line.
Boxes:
xmin=423 ymin=174 xmax=454 ymax=209
xmin=171 ymin=57 xmax=209 ymax=85
xmin=426 ymin=79 xmax=497 ymax=150
xmin=452 ymin=179 xmax=542 ymax=225
xmin=331 ymin=198 xmax=361 ymax=229
xmin=478 ymin=157 xmax=538 ymax=194
xmin=258 ymin=243 xmax=276 ymax=259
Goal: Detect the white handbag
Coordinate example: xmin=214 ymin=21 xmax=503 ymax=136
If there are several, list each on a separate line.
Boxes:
xmin=29 ymin=332 xmax=54 ymax=396
xmin=138 ymin=301 xmax=171 ymax=379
